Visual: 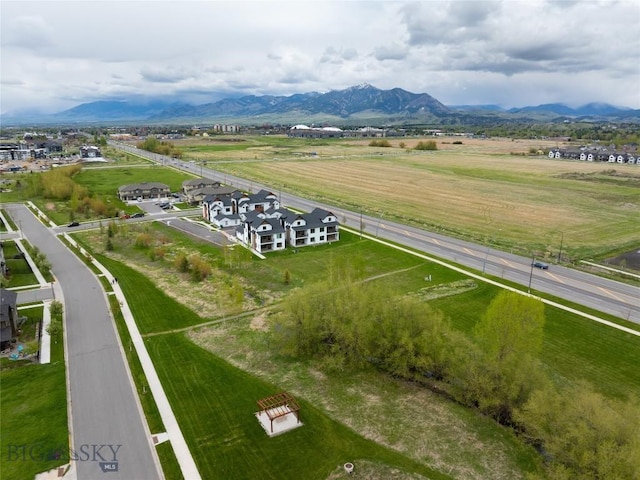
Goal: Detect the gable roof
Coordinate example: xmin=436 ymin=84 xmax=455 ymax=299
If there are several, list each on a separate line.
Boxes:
xmin=118 ymin=182 xmax=170 ymax=193
xmin=182 ymin=178 xmax=219 ymax=188
xmin=0 ymin=288 xmax=17 ymax=319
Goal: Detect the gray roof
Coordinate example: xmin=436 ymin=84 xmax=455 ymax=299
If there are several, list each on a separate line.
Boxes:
xmin=118 ymin=182 xmax=170 ymax=193
xmin=182 ymin=178 xmax=219 ymax=188
xmin=289 ymin=208 xmax=338 ymax=230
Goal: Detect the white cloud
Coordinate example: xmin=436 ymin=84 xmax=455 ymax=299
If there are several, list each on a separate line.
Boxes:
xmin=1 ymin=0 xmax=639 ymax=115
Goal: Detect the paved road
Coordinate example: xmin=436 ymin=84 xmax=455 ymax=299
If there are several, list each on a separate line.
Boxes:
xmin=5 ymin=204 xmax=162 ymax=480
xmin=111 ymin=142 xmax=640 ymax=324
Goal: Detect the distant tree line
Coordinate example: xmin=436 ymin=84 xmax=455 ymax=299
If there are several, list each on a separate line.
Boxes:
xmin=273 ymin=261 xmax=640 ymax=479
xmin=136 ymin=137 xmax=182 ymax=158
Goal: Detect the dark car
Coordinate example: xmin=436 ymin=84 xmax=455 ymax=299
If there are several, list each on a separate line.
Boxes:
xmin=532 ymin=261 xmax=549 ymax=270
xmin=67 ymin=221 xmax=80 ymax=227
xmin=131 ymin=213 xmax=145 ymax=218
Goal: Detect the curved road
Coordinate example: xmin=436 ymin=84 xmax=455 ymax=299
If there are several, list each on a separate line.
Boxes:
xmin=111 ymin=142 xmax=640 ymax=324
xmin=6 ymin=204 xmax=162 ymax=480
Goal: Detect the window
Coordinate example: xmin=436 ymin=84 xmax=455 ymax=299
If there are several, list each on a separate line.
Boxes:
xmin=310 ymin=228 xmax=315 ymax=233
xmin=320 ymin=236 xmax=325 ymax=241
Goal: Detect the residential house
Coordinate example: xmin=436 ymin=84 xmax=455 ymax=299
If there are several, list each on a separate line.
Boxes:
xmin=117 ymin=182 xmax=171 ymax=201
xmin=236 ymin=210 xmax=287 ymax=253
xmin=182 ymin=179 xmax=237 ymax=205
xmin=202 ymin=195 xmax=241 ymax=228
xmin=80 ymin=145 xmax=102 ymax=159
xmin=0 ymin=243 xmax=6 ymax=277
xmin=0 ymin=288 xmax=18 ymax=350
xmin=281 ymin=207 xmax=340 ymax=247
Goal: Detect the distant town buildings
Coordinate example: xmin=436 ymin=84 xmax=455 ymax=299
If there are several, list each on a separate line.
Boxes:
xmin=548 ymin=146 xmax=638 ymax=164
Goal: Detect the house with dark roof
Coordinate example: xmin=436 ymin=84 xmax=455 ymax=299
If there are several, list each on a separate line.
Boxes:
xmin=203 ymin=185 xmax=340 ymax=253
xmin=0 ymin=243 xmax=6 ymax=277
xmin=117 ymin=182 xmax=171 ymax=201
xmin=0 ymin=288 xmax=19 ymax=350
xmin=80 ymin=145 xmax=102 ymax=159
xmin=182 ymin=178 xmax=237 ymax=204
xmin=281 ymin=207 xmax=340 ymax=247
xmin=236 ymin=210 xmax=287 ymax=253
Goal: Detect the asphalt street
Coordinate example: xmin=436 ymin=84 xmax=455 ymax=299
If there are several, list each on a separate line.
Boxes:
xmin=111 ymin=141 xmax=640 ymax=324
xmin=5 ymin=204 xmax=162 ymax=480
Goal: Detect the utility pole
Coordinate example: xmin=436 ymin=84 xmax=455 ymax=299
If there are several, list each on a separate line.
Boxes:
xmin=557 ymin=231 xmax=564 ymax=263
xmin=528 ymin=254 xmax=535 ymax=293
xmin=482 ymin=242 xmax=491 ymax=274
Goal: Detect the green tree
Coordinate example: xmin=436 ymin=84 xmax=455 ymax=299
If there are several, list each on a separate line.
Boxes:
xmin=468 ymin=291 xmax=546 ymax=422
xmin=515 ymin=381 xmax=640 ymax=479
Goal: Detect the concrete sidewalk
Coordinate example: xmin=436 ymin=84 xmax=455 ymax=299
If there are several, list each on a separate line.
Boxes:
xmin=92 ymin=261 xmax=202 ymax=480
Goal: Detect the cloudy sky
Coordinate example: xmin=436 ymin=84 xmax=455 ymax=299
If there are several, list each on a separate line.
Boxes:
xmin=2 ymin=0 xmax=639 ymax=115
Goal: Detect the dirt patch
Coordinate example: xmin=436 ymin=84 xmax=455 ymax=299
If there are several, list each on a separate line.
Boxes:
xmin=249 ymin=313 xmax=269 ymax=331
xmin=45 ymin=202 xmax=56 ymax=211
xmin=606 ymin=249 xmax=640 ymax=271
xmin=555 ymin=169 xmax=640 ymax=187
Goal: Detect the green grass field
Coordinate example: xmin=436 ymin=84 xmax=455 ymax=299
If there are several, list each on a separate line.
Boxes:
xmin=0 ymin=363 xmax=68 ymax=480
xmin=73 ymin=166 xmax=194 ymax=196
xmin=147 ymin=333 xmax=447 ymax=480
xmin=168 ymin=135 xmax=640 ymax=261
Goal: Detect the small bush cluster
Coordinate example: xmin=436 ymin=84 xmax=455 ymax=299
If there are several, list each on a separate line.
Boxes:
xmin=136 ymin=137 xmax=182 ymax=158
xmin=414 ymin=140 xmax=438 ymax=151
xmin=368 ymin=139 xmax=392 ymax=147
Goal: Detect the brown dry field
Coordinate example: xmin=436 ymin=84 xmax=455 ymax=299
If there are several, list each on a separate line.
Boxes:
xmin=178 ymin=136 xmax=640 ymax=257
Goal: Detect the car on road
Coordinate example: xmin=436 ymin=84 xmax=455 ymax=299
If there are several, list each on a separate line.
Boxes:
xmin=67 ymin=221 xmax=80 ymax=227
xmin=131 ymin=213 xmax=145 ymax=218
xmin=532 ymin=261 xmax=549 ymax=270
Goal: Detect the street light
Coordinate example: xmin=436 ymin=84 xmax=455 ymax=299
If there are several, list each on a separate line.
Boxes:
xmin=528 ymin=254 xmax=535 ymax=293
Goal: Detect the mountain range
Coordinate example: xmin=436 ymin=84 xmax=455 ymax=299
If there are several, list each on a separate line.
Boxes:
xmin=2 ymin=84 xmax=639 ymax=125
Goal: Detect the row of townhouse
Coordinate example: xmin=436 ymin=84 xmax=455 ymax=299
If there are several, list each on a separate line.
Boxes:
xmin=548 ymin=149 xmax=639 ymax=164
xmin=0 ymin=141 xmax=63 ymax=161
xmin=201 ymin=188 xmax=340 ymax=253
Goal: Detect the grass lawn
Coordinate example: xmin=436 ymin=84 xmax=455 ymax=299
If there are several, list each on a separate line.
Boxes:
xmin=147 ymin=333 xmax=449 ymax=480
xmin=73 ymin=166 xmax=194 ymax=197
xmin=0 ymin=362 xmax=68 ymax=479
xmin=0 ymin=307 xmax=67 ymax=480
xmin=429 ymin=283 xmax=640 ymax=400
xmin=2 ymin=241 xmax=39 ymax=287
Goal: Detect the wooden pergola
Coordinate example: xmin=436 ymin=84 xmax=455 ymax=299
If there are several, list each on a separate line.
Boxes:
xmin=257 ymin=392 xmax=301 ymax=433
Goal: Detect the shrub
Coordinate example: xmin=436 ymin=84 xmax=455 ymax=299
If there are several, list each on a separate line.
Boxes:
xmin=414 ymin=140 xmax=438 ymax=151
xmin=134 ymin=232 xmax=152 ymax=249
xmin=368 ymin=139 xmax=391 ymax=147
xmin=174 ymin=253 xmax=189 ymax=273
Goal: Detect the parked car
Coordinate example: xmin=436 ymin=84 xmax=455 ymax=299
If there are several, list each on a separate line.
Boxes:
xmin=67 ymin=221 xmax=80 ymax=227
xmin=532 ymin=261 xmax=549 ymax=270
xmin=131 ymin=213 xmax=145 ymax=218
